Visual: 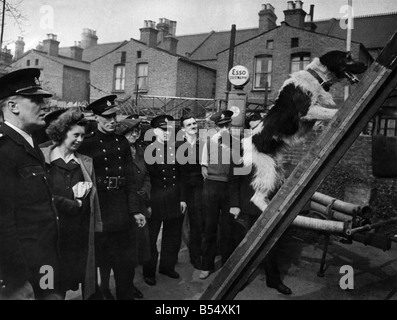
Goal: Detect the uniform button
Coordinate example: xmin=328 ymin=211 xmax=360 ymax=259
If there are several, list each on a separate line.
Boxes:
xmin=162 ymin=170 xmax=165 ymax=172
xmin=137 ymin=171 xmax=141 ymax=174
xmin=163 ymin=177 xmax=166 ymax=180
xmin=103 ymin=149 xmax=106 ymax=153
xmin=171 ymin=154 xmax=174 ymax=156
xmin=57 ymin=217 xmax=60 ymax=221
xmin=173 ymin=184 xmax=175 ymax=186
xmin=119 ymin=157 xmax=122 ymax=160
xmin=100 ymin=140 xmax=103 ymax=143
xmin=172 ymin=168 xmax=175 ymax=171
xmin=119 ymin=167 xmax=122 ymax=170
xmin=173 ymin=176 xmax=176 ymax=178
xmin=116 ymin=138 xmax=119 ymax=142
xmin=160 ymin=155 xmax=163 ymax=158
xmin=164 ymin=186 xmax=166 ymax=189
xmin=105 ymin=158 xmax=108 ymax=161
xmin=105 ymin=167 xmax=109 ymax=171
xmin=118 ymin=148 xmax=121 ymax=151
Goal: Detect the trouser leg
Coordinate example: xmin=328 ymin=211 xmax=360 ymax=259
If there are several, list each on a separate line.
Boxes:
xmin=159 ymin=216 xmax=184 ymax=271
xmin=201 ymin=180 xmax=222 ymax=271
xmin=143 ymin=217 xmax=162 ymax=278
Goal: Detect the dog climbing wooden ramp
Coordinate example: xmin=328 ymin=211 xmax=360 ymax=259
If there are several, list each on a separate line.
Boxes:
xmin=200 ymin=31 xmax=397 ymax=300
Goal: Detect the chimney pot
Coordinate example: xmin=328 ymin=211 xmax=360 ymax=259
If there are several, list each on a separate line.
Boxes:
xmin=287 ymin=1 xmax=295 ymax=9
xmin=295 ymin=1 xmax=303 ymax=9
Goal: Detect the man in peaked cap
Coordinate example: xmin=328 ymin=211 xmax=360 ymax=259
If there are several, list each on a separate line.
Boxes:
xmin=78 ymin=95 xmax=146 ymax=300
xmin=142 ymin=114 xmax=187 ymax=285
xmin=0 ymin=68 xmax=62 ymax=300
xmin=209 ymin=109 xmax=234 ymax=126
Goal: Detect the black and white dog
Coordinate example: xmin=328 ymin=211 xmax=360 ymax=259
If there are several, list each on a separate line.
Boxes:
xmin=243 ymin=51 xmax=367 ymax=211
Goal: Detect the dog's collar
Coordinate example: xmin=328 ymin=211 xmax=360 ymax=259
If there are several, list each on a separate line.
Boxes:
xmin=307 ymin=68 xmax=332 ymax=92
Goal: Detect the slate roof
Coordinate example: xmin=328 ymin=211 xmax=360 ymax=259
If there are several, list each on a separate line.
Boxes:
xmin=59 ymin=41 xmax=127 ymax=63
xmin=314 ymin=12 xmax=397 ymax=50
xmin=175 ymin=12 xmax=397 ymax=62
xmin=13 ymin=49 xmax=90 ymax=71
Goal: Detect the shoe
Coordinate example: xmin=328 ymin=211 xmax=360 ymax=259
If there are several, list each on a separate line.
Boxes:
xmin=144 ymin=276 xmax=156 ymax=286
xmin=101 ymin=288 xmax=115 ymax=300
xmin=199 ymin=271 xmax=210 ymax=280
xmin=159 ymin=269 xmax=180 ymax=279
xmin=133 ymin=285 xmax=144 ymax=299
xmin=267 ymin=282 xmax=292 ymax=295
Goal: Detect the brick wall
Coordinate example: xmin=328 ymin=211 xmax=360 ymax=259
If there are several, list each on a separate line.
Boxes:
xmin=12 ymin=52 xmax=64 ymax=99
xmin=63 ymin=66 xmax=89 ymax=101
xmin=216 ymin=23 xmax=367 ymax=106
xmin=90 ymin=40 xmax=180 ymax=102
xmin=176 ymin=60 xmax=216 ymax=98
xmin=284 ymin=125 xmax=397 ymax=217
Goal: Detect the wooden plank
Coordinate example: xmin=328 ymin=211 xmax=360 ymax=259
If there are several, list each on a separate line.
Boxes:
xmin=200 ymin=32 xmax=397 ymax=300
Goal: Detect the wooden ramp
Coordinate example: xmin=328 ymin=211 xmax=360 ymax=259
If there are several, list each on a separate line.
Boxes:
xmin=200 ymin=32 xmax=397 ymax=300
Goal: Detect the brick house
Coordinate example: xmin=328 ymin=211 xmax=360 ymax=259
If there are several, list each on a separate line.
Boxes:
xmin=11 ymin=34 xmax=90 ymax=102
xmin=89 ymin=20 xmax=216 ymax=115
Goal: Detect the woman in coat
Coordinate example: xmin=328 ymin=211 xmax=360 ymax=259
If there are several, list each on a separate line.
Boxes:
xmin=99 ymin=118 xmax=151 ymax=300
xmin=41 ymin=110 xmax=103 ymax=299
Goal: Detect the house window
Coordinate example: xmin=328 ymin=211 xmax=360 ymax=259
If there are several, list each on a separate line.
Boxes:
xmin=266 ymin=40 xmax=274 ymax=50
xmin=137 ymin=51 xmax=142 ymax=59
xmin=35 ymin=59 xmax=39 ymax=66
xmin=253 ymin=55 xmax=272 ymax=90
xmin=291 ymin=53 xmax=311 ymax=73
xmin=121 ymin=52 xmax=126 ymax=64
xmin=136 ymin=63 xmax=148 ymax=91
xmin=114 ymin=65 xmax=126 ymax=91
xmin=291 ymin=37 xmax=299 ymax=48
xmin=379 ymin=118 xmax=397 ymax=136
xmin=27 ymin=60 xmax=30 ymax=66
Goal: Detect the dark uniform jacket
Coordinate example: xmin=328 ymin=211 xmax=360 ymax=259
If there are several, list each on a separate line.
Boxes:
xmin=78 ymin=130 xmax=140 ymax=232
xmin=0 ymin=123 xmax=59 ymax=288
xmin=145 ymin=140 xmax=186 ymax=220
xmin=175 ymin=137 xmax=204 ymax=188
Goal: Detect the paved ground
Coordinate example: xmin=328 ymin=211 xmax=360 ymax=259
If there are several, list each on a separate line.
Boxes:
xmin=67 ymin=232 xmax=397 ymax=300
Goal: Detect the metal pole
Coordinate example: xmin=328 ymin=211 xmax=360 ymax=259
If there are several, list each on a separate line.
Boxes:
xmin=0 ymin=0 xmax=6 ymax=50
xmin=344 ymin=0 xmax=353 ymax=100
xmin=226 ymin=24 xmax=236 ymax=105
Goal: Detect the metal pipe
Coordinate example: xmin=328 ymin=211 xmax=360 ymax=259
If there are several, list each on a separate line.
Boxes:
xmin=292 ymin=215 xmax=347 ymax=234
xmin=345 ymin=217 xmax=397 ymax=236
xmin=309 ymin=202 xmax=353 ymax=222
xmin=311 ymin=192 xmax=369 ymax=216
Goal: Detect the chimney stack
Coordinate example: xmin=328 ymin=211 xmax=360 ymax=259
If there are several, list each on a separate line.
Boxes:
xmin=157 ymin=18 xmax=171 ymax=43
xmin=81 ymin=28 xmax=98 ymax=49
xmin=284 ymin=0 xmax=307 ymax=29
xmin=14 ymin=36 xmax=25 ymax=61
xmin=304 ymin=4 xmax=317 ymax=31
xmin=258 ymin=3 xmax=277 ymax=33
xmin=162 ymin=35 xmax=179 ymax=55
xmin=43 ymin=33 xmax=60 ymax=56
xmin=140 ymin=20 xmax=159 ymax=48
xmin=70 ymin=41 xmax=83 ymax=61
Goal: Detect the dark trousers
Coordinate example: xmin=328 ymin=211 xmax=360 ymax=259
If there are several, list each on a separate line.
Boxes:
xmin=96 ymin=230 xmax=135 ymax=300
xmin=201 ymin=180 xmax=234 ymax=271
xmin=143 ymin=215 xmax=184 ymax=277
xmin=186 ymin=184 xmax=204 ymax=268
xmin=232 ymin=213 xmax=281 ymax=285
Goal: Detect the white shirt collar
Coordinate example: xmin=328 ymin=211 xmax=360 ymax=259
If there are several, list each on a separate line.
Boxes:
xmin=4 ymin=121 xmax=34 ymax=148
xmin=50 ymin=146 xmax=79 ymax=164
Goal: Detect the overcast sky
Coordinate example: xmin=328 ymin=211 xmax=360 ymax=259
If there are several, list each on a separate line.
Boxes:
xmin=4 ymin=0 xmax=397 ymax=53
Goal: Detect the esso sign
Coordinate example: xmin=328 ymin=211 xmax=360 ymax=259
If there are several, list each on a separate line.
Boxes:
xmin=228 ymin=65 xmax=250 ymax=87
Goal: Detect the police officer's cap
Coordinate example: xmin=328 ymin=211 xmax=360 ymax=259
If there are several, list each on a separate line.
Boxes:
xmin=210 ymin=110 xmax=234 ymax=125
xmin=116 ymin=119 xmax=142 ymax=135
xmin=151 ymin=114 xmax=174 ymax=129
xmin=0 ymin=68 xmax=52 ymax=100
xmin=126 ymin=113 xmax=140 ymax=120
xmin=86 ymin=95 xmax=119 ymax=116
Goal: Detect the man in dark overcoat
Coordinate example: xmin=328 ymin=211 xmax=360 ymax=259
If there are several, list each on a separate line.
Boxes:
xmin=142 ymin=115 xmax=187 ymax=286
xmin=78 ymin=95 xmax=145 ymax=300
xmin=0 ymin=69 xmax=61 ymax=300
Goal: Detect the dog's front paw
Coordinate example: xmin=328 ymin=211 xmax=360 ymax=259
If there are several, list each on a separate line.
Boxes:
xmin=251 ymin=192 xmax=269 ymax=212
